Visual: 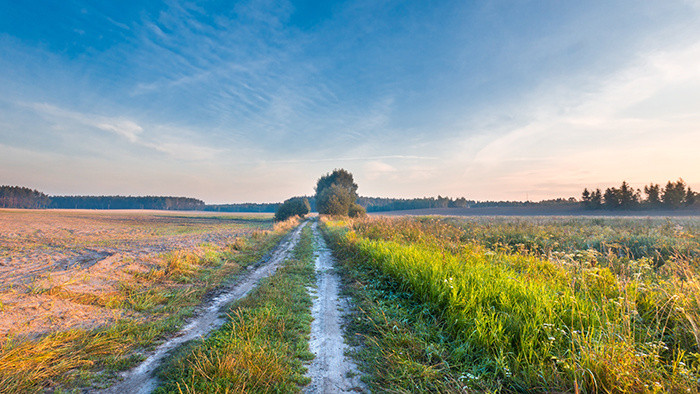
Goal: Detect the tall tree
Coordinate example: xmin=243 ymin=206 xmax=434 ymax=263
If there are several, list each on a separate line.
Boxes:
xmin=581 ymin=188 xmax=591 ymax=208
xmin=618 ymin=181 xmax=639 ymax=209
xmin=315 ymin=169 xmax=358 ymax=200
xmin=603 ymin=187 xmax=620 ymax=209
xmin=590 ymin=188 xmax=602 ymax=209
xmin=315 ymin=169 xmax=365 ymax=217
xmin=662 ymin=179 xmax=687 ymax=208
xmin=686 ymin=187 xmax=696 ymax=206
xmin=644 ymin=183 xmax=662 ymax=206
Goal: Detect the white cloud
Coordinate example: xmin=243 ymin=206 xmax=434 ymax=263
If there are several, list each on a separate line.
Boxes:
xmin=94 ymin=119 xmax=143 ymax=143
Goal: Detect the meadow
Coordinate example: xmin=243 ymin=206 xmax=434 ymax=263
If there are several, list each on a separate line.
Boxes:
xmin=323 ymin=215 xmax=700 ymax=393
xmin=0 ymin=209 xmax=295 ymax=392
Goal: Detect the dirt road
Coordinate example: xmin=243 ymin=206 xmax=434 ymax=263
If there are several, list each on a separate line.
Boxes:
xmin=102 ymin=222 xmax=307 ymax=394
xmin=305 ymin=222 xmax=365 ymax=393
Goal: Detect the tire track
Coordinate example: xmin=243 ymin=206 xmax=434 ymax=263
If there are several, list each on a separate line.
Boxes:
xmin=305 ymin=221 xmax=365 ymax=393
xmin=101 ymin=222 xmax=307 ymax=394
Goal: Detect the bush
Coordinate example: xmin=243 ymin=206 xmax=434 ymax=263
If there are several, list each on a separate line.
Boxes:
xmin=274 ymin=197 xmax=310 ymax=222
xmin=348 ymin=203 xmax=366 ymax=218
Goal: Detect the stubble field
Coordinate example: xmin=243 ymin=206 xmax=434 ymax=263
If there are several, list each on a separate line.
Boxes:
xmin=0 ymin=209 xmax=286 ymax=392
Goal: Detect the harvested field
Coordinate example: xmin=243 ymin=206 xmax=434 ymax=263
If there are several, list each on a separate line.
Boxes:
xmin=0 ymin=209 xmax=272 ymax=339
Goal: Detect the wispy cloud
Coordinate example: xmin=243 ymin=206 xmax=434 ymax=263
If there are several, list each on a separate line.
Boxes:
xmin=27 ymin=102 xmax=144 ymax=143
xmin=23 ymin=102 xmax=224 ymax=161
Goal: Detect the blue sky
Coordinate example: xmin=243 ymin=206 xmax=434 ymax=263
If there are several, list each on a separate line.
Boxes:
xmin=1 ymin=1 xmax=699 ymax=203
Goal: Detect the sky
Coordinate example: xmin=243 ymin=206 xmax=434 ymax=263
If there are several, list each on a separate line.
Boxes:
xmin=1 ymin=0 xmax=699 ymax=203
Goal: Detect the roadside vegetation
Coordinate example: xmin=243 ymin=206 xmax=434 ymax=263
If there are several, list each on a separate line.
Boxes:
xmin=0 ymin=216 xmax=299 ymax=393
xmin=323 ymin=216 xmax=700 ymax=392
xmin=156 ymin=224 xmax=316 ymax=393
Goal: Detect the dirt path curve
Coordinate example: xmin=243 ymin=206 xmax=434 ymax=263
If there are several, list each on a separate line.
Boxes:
xmin=305 ymin=222 xmax=365 ymax=393
xmin=101 ymin=222 xmax=308 ymax=394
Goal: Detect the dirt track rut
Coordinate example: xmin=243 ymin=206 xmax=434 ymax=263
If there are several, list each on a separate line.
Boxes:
xmin=305 ymin=222 xmax=365 ymax=393
xmin=102 ymin=222 xmax=307 ymax=394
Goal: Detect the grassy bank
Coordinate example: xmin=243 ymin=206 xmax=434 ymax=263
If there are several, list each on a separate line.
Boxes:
xmin=323 ymin=216 xmax=700 ymax=393
xmin=0 ymin=218 xmax=298 ymax=393
xmin=155 ymin=224 xmax=316 ymax=393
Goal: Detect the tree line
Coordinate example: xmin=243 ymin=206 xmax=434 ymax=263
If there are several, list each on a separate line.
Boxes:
xmin=49 ymin=196 xmax=205 ymax=210
xmin=359 ymin=196 xmax=472 ymax=212
xmin=0 ymin=186 xmax=51 ymax=208
xmin=0 ymin=186 xmax=205 ymax=210
xmin=581 ymin=179 xmax=697 ymax=210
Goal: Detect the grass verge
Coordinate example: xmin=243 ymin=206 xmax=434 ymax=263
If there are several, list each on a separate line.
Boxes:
xmin=322 ymin=221 xmax=470 ymax=393
xmin=155 ymin=224 xmax=316 ymax=393
xmin=0 ymin=218 xmax=299 ymax=393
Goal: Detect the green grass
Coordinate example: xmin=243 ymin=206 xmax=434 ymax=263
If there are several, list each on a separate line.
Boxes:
xmin=155 ymin=224 xmax=316 ymax=393
xmin=0 ymin=219 xmax=297 ymax=393
xmin=324 ymin=216 xmax=700 ymax=393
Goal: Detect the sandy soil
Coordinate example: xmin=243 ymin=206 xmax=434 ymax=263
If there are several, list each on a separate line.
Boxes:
xmin=305 ymin=222 xmax=365 ymax=393
xmin=0 ymin=209 xmax=269 ymax=339
xmin=102 ymin=222 xmax=307 ymax=394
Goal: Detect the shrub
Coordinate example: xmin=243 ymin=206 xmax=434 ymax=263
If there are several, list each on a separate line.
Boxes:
xmin=348 ymin=203 xmax=366 ymax=218
xmin=274 ymin=197 xmax=310 ymax=222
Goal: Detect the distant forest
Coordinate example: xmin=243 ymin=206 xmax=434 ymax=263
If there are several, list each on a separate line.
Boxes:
xmin=50 ymin=196 xmax=205 ymax=210
xmin=1 ymin=180 xmax=698 ymax=212
xmin=0 ymin=186 xmax=204 ymax=210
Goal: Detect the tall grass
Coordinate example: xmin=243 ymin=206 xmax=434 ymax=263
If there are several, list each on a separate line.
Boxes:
xmin=324 ymin=217 xmax=700 ymax=392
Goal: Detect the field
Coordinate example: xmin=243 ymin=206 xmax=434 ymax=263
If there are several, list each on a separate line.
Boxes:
xmin=323 ymin=215 xmax=700 ymax=392
xmin=0 ymin=209 xmax=291 ymax=391
xmin=5 ymin=209 xmax=700 ymax=393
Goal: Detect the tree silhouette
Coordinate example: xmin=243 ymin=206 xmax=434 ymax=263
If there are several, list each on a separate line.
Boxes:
xmin=644 ymin=184 xmax=661 ymax=206
xmin=663 ymin=179 xmax=687 ymax=208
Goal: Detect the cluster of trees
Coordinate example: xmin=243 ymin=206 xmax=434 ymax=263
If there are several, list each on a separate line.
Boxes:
xmin=0 ymin=186 xmax=51 ymax=208
xmin=274 ymin=197 xmax=311 ymax=221
xmin=315 ymin=169 xmax=366 ymax=217
xmin=581 ymin=179 xmax=697 ymax=210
